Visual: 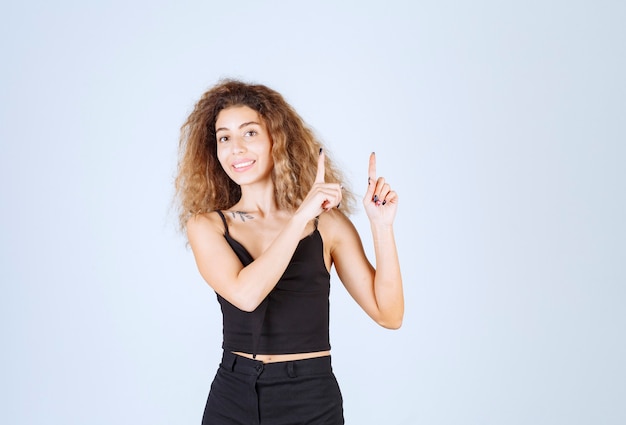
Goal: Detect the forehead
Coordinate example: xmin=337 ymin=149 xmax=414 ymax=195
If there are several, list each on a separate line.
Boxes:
xmin=215 ymin=105 xmax=263 ymax=129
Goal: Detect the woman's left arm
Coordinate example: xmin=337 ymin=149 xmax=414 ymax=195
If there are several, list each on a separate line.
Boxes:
xmin=329 ymin=152 xmax=404 ymax=329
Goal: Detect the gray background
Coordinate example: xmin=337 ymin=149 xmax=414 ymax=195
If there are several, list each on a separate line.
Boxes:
xmin=2 ymin=0 xmax=624 ymax=424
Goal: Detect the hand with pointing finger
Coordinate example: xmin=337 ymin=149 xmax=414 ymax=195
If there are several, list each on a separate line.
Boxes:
xmin=295 ymin=149 xmax=343 ymax=221
xmin=363 ymin=152 xmax=398 ymax=225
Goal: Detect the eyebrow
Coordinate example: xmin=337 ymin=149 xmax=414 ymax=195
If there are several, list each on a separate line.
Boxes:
xmin=215 ymin=121 xmax=261 ymax=133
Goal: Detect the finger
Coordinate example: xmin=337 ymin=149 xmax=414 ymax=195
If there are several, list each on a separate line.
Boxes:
xmin=372 ymin=177 xmax=386 ymax=205
xmin=366 ymin=152 xmax=376 ymax=197
xmin=315 ymin=148 xmax=326 ymax=184
xmin=329 ymin=185 xmax=343 ymax=210
xmin=384 ymin=190 xmax=399 ymax=205
xmin=320 ymin=184 xmax=343 ymax=211
xmin=335 ymin=185 xmax=343 ymax=209
xmin=380 ymin=183 xmax=391 ymax=196
xmin=378 ymin=183 xmax=391 ymax=204
xmin=368 ymin=151 xmax=377 ymax=181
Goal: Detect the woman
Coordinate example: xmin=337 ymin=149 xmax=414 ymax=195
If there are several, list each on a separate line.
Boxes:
xmin=175 ymin=79 xmax=403 ymax=425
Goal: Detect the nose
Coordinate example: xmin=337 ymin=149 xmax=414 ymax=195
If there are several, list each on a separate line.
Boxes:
xmin=231 ymin=137 xmax=246 ymax=154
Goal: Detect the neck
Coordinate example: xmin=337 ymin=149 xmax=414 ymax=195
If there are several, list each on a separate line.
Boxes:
xmin=236 ymin=181 xmax=280 ymax=217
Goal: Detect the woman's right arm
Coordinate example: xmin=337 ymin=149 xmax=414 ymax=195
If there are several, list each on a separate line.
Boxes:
xmin=187 ymin=212 xmax=309 ymax=311
xmin=187 ymin=151 xmax=341 ymax=312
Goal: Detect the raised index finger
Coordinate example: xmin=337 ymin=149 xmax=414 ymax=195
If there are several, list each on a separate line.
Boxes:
xmin=368 ymin=151 xmax=377 ymax=182
xmin=315 ymin=148 xmax=326 ymax=183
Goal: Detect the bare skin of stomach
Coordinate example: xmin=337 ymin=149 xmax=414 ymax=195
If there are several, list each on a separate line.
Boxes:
xmin=232 ymin=350 xmax=331 ymax=363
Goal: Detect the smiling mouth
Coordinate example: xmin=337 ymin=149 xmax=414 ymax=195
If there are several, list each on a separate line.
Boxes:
xmin=233 ymin=160 xmax=255 ymax=169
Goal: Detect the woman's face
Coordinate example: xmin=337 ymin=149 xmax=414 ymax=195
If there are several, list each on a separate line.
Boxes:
xmin=215 ymin=105 xmax=273 ymax=186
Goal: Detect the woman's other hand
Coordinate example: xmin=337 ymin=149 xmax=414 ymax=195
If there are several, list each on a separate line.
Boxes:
xmin=363 ymin=152 xmax=398 ymax=225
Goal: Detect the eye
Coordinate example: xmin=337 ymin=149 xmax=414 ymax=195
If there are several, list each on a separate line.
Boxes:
xmin=244 ymin=130 xmax=257 ymax=137
xmin=218 ymin=135 xmax=229 ymax=143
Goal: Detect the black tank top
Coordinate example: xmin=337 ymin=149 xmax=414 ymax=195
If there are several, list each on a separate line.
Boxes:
xmin=214 ymin=211 xmax=331 ymax=356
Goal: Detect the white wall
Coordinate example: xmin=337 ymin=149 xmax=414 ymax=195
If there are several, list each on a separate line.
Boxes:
xmin=1 ymin=1 xmax=624 ymax=424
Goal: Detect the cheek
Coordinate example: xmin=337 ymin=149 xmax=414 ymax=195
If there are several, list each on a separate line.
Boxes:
xmin=216 ymin=147 xmax=230 ymax=171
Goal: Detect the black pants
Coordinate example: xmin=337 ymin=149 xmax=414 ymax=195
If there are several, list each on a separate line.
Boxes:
xmin=202 ymin=351 xmax=344 ymax=425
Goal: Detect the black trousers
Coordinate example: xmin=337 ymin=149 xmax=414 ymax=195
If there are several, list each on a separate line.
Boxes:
xmin=202 ymin=351 xmax=344 ymax=425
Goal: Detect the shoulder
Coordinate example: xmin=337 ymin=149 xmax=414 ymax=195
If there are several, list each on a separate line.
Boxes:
xmin=186 ymin=211 xmax=226 ymax=241
xmin=317 ymin=208 xmax=352 ymax=229
xmin=317 ymin=209 xmax=359 ymax=245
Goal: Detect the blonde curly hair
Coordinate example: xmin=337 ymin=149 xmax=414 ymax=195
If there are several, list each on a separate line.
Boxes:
xmin=174 ymin=79 xmax=354 ymax=231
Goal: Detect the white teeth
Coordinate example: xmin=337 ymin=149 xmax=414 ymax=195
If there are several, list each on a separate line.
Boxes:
xmin=233 ymin=160 xmax=254 ymax=169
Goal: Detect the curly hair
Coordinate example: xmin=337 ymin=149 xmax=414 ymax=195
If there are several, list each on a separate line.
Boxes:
xmin=174 ymin=79 xmax=355 ymax=231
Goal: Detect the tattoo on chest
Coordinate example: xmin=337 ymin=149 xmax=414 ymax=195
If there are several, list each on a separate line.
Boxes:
xmin=231 ymin=211 xmax=254 ymax=222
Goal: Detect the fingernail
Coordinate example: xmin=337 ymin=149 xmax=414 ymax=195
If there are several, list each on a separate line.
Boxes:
xmin=337 ymin=202 xmax=341 ymax=208
xmin=382 ymin=200 xmax=386 ymax=205
xmin=373 ymin=195 xmax=379 ymax=202
xmin=372 ymin=151 xmax=375 ymax=155
xmin=319 ymin=148 xmax=323 ymax=155
xmin=368 ymin=177 xmax=371 ymax=185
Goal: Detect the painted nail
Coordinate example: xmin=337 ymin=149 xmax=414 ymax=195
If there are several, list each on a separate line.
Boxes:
xmin=319 ymin=148 xmax=323 ymax=155
xmin=368 ymin=177 xmax=371 ymax=185
xmin=373 ymin=195 xmax=379 ymax=202
xmin=337 ymin=202 xmax=341 ymax=208
xmin=382 ymin=200 xmax=387 ymax=205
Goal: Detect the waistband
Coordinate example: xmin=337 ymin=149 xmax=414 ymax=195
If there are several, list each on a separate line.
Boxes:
xmin=220 ymin=350 xmax=333 ymax=379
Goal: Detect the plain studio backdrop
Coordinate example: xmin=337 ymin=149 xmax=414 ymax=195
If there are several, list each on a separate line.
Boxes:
xmin=1 ymin=1 xmax=624 ymax=424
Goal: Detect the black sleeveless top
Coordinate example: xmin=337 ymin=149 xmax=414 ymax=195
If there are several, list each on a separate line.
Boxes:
xmin=214 ymin=211 xmax=331 ymax=356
